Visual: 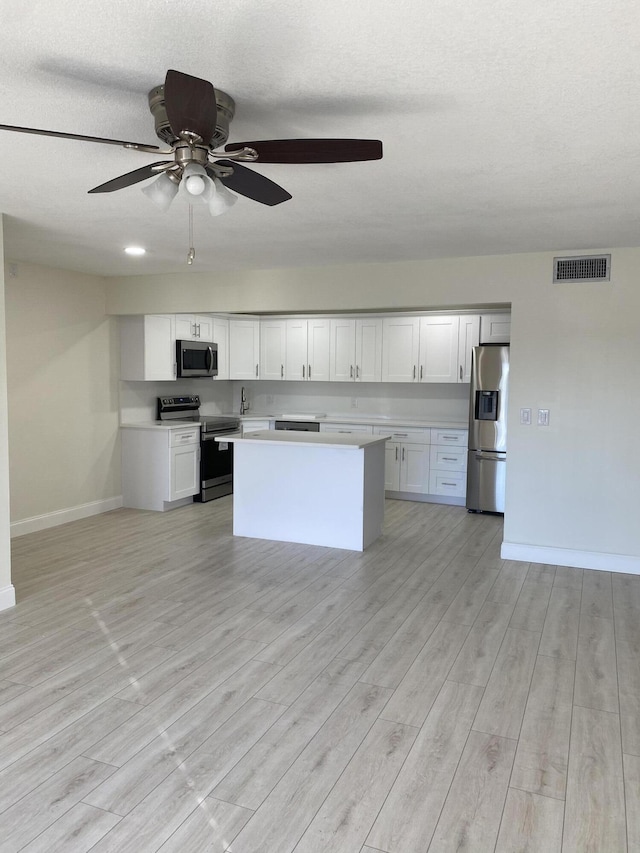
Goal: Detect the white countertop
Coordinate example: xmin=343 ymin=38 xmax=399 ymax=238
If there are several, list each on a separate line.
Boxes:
xmin=216 ymin=429 xmax=391 ymax=450
xmin=239 ymin=413 xmax=468 ymax=429
xmin=120 ymin=421 xmax=201 ymax=431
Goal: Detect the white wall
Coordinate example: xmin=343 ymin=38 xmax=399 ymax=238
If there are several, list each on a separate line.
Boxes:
xmin=0 ymin=218 xmax=15 ymax=608
xmin=106 ymin=248 xmax=640 ymax=572
xmin=5 ymin=262 xmax=121 ymax=534
xmin=120 ymin=378 xmax=234 ymax=423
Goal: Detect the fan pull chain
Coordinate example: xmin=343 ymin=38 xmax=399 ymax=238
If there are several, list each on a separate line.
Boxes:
xmin=187 ymin=204 xmax=195 ymax=265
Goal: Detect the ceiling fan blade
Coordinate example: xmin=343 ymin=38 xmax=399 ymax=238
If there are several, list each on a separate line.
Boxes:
xmin=210 ymin=161 xmax=292 ymax=206
xmin=88 ymin=162 xmax=173 ymax=193
xmin=164 ymin=69 xmax=217 ymax=144
xmin=224 ymin=138 xmax=383 ymax=164
xmin=0 ymin=123 xmax=161 ymax=151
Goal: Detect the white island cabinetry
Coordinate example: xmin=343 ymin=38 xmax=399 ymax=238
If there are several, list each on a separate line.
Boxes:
xmin=224 ymin=430 xmax=388 ymax=551
xmin=121 ymin=424 xmax=200 ymax=511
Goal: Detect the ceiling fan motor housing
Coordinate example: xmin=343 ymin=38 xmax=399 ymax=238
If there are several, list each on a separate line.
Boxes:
xmin=147 ymin=84 xmax=235 ymax=148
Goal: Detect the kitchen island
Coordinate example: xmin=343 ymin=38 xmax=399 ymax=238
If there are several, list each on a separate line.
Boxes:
xmin=218 ymin=430 xmax=389 ymax=551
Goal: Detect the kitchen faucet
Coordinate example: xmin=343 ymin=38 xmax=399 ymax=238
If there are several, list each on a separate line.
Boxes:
xmin=240 ymin=386 xmax=249 ymax=415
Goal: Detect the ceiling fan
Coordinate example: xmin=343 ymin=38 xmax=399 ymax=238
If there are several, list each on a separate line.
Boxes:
xmin=0 ymin=69 xmax=383 ymax=214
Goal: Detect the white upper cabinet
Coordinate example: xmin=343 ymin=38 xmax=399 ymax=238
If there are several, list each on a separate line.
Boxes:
xmin=457 ymin=315 xmax=480 ymax=383
xmin=306 ymin=318 xmax=331 ymax=381
xmin=211 ymin=317 xmax=229 ymax=380
xmin=480 ymin=313 xmax=511 ymax=343
xmin=329 ymin=318 xmax=356 ymax=382
xmin=419 ymin=315 xmax=460 ymax=383
xmin=261 ymin=320 xmax=287 ymax=380
xmin=229 ymin=319 xmax=260 ymax=380
xmin=175 ymin=314 xmax=214 ymax=341
xmin=285 ymin=319 xmax=307 ymax=381
xmin=381 ymin=317 xmax=421 ymax=382
xmin=120 ymin=315 xmax=176 ymax=382
xmin=355 ymin=318 xmax=382 ymax=382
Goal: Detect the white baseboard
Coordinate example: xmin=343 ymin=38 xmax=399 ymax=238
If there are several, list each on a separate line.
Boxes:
xmin=501 ymin=541 xmax=640 ymax=576
xmin=10 ymin=496 xmax=124 ymax=538
xmin=0 ymin=584 xmax=16 ymax=611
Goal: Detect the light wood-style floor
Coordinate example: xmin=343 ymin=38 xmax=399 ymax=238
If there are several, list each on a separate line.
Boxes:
xmin=1 ymin=497 xmax=639 ymax=852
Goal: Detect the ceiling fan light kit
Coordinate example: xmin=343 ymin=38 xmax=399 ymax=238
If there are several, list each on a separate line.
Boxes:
xmin=0 ymin=69 xmax=383 ymax=262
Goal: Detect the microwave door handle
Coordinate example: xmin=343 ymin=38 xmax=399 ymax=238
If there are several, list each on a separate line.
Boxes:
xmin=206 ymin=346 xmax=213 ymax=373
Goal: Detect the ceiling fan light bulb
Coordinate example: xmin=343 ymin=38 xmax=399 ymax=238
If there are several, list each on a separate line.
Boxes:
xmin=141 ymin=172 xmax=178 ymax=212
xmin=181 ymin=163 xmax=210 ymax=198
xmin=208 ymin=178 xmax=238 ymax=217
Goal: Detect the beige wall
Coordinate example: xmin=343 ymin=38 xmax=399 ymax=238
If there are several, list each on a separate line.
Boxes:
xmin=106 ymin=248 xmax=640 ymax=569
xmin=5 ymin=262 xmax=121 ymax=524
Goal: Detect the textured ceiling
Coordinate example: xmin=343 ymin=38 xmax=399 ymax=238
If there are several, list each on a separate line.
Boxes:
xmin=1 ymin=0 xmax=639 ymax=276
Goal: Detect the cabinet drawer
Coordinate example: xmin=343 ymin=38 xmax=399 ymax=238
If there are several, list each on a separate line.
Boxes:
xmin=373 ymin=425 xmax=430 ymax=444
xmin=243 ymin=419 xmax=272 ymax=434
xmin=169 ymin=428 xmax=200 ymax=447
xmin=430 ymin=446 xmax=467 ymax=471
xmin=431 ymin=429 xmax=467 ymax=447
xmin=429 ymin=470 xmax=466 ymax=497
xmin=321 ymin=423 xmax=373 ymax=434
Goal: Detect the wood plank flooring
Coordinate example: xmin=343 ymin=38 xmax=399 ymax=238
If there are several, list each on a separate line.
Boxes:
xmin=0 ymin=497 xmax=638 ymax=851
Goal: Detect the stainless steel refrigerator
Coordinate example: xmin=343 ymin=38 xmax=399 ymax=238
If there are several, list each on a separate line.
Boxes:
xmin=466 ymin=344 xmax=509 ymax=513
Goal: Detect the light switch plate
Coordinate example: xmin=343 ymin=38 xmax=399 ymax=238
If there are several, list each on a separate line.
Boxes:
xmin=520 ymin=408 xmax=532 ymax=425
xmin=538 ymin=408 xmax=550 ymax=426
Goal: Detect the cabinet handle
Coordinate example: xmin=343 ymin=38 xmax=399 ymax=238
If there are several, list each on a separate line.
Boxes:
xmin=402 ymin=447 xmax=405 ymax=461
xmin=393 ymin=433 xmax=408 ymax=437
xmin=442 ymin=457 xmax=457 ymax=461
xmin=441 ymin=435 xmax=458 ymax=440
xmin=443 ymin=482 xmax=456 ymax=487
xmin=460 ymin=365 xmax=463 ymax=381
xmin=281 ymin=364 xmax=284 ymax=378
xmin=302 ymin=364 xmax=305 ymax=379
xmin=308 ymin=363 xmax=311 ymax=378
xmin=420 ymin=365 xmax=423 ymax=380
xmin=413 ymin=365 xmax=416 ymax=380
xmin=356 ymin=365 xmax=360 ymax=379
xmin=197 ymin=323 xmax=201 ymax=337
xmin=350 ymin=365 xmax=354 ymax=378
xmin=256 ymin=364 xmax=259 ymax=378
xmin=395 ymin=446 xmax=398 ymax=461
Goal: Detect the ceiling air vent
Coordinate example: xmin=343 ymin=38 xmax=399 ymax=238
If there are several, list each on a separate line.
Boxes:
xmin=553 ymin=254 xmax=611 ymax=283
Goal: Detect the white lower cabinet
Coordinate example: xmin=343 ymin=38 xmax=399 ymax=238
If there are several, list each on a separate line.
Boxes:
xmin=428 ymin=428 xmax=468 ymax=500
xmin=373 ymin=426 xmax=431 ymax=495
xmin=121 ymin=426 xmax=200 ymax=511
xmin=242 ymin=419 xmax=273 ymax=434
xmin=319 ymin=423 xmax=373 ymax=435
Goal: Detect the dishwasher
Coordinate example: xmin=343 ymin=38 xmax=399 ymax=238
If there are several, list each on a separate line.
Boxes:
xmin=274 ymin=420 xmax=320 ymax=432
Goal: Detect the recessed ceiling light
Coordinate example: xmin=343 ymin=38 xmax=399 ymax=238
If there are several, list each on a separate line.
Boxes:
xmin=124 ymin=246 xmax=146 ymax=256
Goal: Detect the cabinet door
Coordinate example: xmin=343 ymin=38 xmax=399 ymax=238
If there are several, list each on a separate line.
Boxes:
xmin=457 ymin=315 xmax=480 ymax=383
xmin=480 ymin=313 xmax=511 ymax=344
xmin=169 ymin=444 xmax=199 ymax=500
xmin=212 ymin=317 xmax=229 ymax=380
xmin=381 ymin=317 xmax=420 ymax=382
xmin=285 ymin=319 xmax=308 ymax=381
xmin=307 ymin=318 xmax=331 ymax=381
xmin=400 ymin=443 xmax=429 ymax=493
xmin=229 ymin=320 xmax=260 ymax=380
xmin=261 ymin=320 xmax=287 ymax=381
xmin=195 ymin=315 xmax=214 ymax=341
xmin=329 ymin=318 xmax=356 ymax=381
xmin=384 ymin=442 xmax=401 ymax=490
xmin=419 ymin=316 xmax=459 ymax=383
xmin=355 ymin=318 xmax=382 ymax=382
xmin=175 ymin=314 xmax=196 ymax=340
xmin=144 ymin=315 xmax=176 ymax=381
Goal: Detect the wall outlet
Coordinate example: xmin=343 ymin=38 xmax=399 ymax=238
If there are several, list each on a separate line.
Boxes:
xmin=520 ymin=408 xmax=532 ymax=425
xmin=351 ymin=398 xmax=358 ymax=408
xmin=537 ymin=408 xmax=550 ymax=426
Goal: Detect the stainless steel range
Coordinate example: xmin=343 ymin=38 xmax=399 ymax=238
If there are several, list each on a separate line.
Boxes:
xmin=157 ymin=396 xmax=240 ymax=502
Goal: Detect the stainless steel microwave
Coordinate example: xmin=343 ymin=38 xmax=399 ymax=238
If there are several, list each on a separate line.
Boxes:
xmin=176 ymin=340 xmax=218 ymax=378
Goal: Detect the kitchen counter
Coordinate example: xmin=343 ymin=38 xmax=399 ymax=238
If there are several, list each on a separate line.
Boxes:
xmin=238 ymin=413 xmax=467 ymax=429
xmin=227 ymin=429 xmax=388 ymax=551
xmin=216 ymin=430 xmax=389 ymax=450
xmin=120 ymin=421 xmax=200 ymax=431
